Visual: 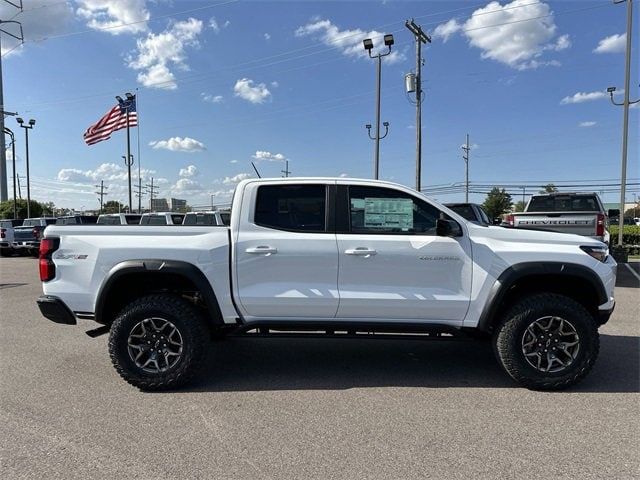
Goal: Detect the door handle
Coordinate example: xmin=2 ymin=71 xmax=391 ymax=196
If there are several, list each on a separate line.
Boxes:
xmin=345 ymin=247 xmax=377 ymax=256
xmin=246 ymin=246 xmax=278 ymax=255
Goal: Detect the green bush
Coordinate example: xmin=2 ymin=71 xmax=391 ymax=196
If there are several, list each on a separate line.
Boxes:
xmin=609 ymin=225 xmax=640 ymax=248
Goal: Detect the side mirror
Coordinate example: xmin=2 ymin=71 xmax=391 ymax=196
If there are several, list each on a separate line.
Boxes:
xmin=436 ymin=218 xmax=462 ymax=237
xmin=607 ymin=209 xmax=620 ymax=218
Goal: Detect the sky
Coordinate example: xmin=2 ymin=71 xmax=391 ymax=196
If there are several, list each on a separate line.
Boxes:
xmin=2 ymin=0 xmax=639 ymax=210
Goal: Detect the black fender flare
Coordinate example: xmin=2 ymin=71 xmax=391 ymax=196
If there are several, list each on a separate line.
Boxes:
xmin=476 ymin=261 xmax=608 ymax=333
xmin=94 ymin=259 xmax=223 ymax=325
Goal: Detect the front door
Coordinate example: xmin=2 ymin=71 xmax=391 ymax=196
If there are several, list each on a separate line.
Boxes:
xmin=235 ymin=183 xmax=339 ymax=319
xmin=335 ymin=184 xmax=472 ymax=324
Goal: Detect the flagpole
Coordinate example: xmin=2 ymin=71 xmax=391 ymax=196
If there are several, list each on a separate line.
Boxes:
xmin=126 ymin=114 xmax=132 ymax=213
xmin=136 ymin=88 xmax=142 ymax=214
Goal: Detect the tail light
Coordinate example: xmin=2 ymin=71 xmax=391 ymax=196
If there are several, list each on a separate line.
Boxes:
xmin=39 ymin=237 xmax=60 ymax=282
xmin=33 ymin=227 xmax=41 ymax=240
xmin=596 ymin=213 xmax=605 ymax=237
xmin=506 ymin=214 xmax=515 ymax=227
xmin=0 ymin=228 xmax=5 ymax=239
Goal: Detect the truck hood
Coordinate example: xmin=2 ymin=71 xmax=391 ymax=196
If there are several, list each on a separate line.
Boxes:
xmin=469 ymin=224 xmax=604 ymax=247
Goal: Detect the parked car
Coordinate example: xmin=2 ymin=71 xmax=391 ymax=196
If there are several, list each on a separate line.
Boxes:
xmin=13 ymin=217 xmax=57 ymax=256
xmin=37 ymin=178 xmax=616 ymax=391
xmin=506 ymin=192 xmax=611 ymax=244
xmin=0 ymin=219 xmax=23 ymax=256
xmin=139 ymin=212 xmax=185 ymax=225
xmin=97 ymin=214 xmax=142 ymax=225
xmin=182 ymin=211 xmax=226 ymax=226
xmin=55 ymin=215 xmax=98 ymax=225
xmin=444 ymin=203 xmax=491 ymax=225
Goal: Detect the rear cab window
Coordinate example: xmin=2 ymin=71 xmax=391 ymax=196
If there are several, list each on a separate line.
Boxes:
xmin=254 ymin=184 xmax=327 ymax=232
xmin=527 ymin=195 xmax=599 ymax=212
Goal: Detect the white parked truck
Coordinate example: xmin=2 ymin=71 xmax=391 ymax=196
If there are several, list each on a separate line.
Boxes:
xmin=506 ymin=192 xmax=612 ymax=244
xmin=37 ymin=178 xmax=616 ymax=391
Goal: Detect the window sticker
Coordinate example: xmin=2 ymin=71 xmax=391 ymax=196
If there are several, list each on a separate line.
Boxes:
xmin=363 ymin=197 xmax=414 ymax=230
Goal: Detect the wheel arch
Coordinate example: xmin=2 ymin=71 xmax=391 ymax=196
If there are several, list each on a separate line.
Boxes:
xmin=476 ymin=262 xmax=607 ymax=334
xmin=94 ymin=260 xmax=224 ymax=330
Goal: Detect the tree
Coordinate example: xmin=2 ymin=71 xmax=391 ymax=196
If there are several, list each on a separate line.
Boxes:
xmin=102 ymin=200 xmax=126 ymax=214
xmin=0 ymin=199 xmax=44 ymax=219
xmin=514 ymin=200 xmax=526 ymax=212
xmin=625 ymin=202 xmax=639 ymax=218
xmin=539 ymin=183 xmax=558 ymax=194
xmin=482 ymin=187 xmax=513 ymax=222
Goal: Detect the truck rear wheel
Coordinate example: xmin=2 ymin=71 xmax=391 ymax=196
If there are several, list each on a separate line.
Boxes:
xmin=493 ymin=293 xmax=599 ymax=390
xmin=109 ymin=294 xmax=207 ymax=391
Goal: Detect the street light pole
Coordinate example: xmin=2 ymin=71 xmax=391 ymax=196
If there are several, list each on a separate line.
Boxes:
xmin=363 ymin=34 xmax=394 ymax=180
xmin=609 ymin=0 xmax=639 ymax=247
xmin=16 ymin=117 xmax=34 ymax=218
xmin=462 ymin=134 xmax=470 ymax=203
xmin=4 ymin=127 xmax=16 ymax=218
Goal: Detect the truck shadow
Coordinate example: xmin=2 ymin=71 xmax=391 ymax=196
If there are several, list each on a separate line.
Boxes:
xmin=187 ymin=333 xmax=639 ymax=394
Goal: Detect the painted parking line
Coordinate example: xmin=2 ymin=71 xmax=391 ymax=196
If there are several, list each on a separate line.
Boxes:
xmin=624 ymin=263 xmax=640 ymax=282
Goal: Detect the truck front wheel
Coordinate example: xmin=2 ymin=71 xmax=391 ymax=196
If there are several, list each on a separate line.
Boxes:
xmin=493 ymin=293 xmax=599 ymax=390
xmin=109 ymin=294 xmax=207 ymax=391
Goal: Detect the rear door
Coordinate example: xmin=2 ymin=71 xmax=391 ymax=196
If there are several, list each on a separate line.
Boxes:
xmin=335 ymin=183 xmax=472 ymax=324
xmin=234 ymin=182 xmax=339 ymax=318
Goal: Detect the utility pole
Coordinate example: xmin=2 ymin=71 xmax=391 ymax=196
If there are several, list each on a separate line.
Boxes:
xmin=280 ymin=159 xmax=291 ymax=178
xmin=462 ymin=134 xmax=470 ymax=202
xmin=146 ymin=177 xmax=158 ymax=211
xmin=363 ymin=34 xmax=395 ymax=179
xmin=95 ymin=180 xmax=108 ymax=213
xmin=134 ymin=182 xmax=144 ymax=212
xmin=16 ymin=173 xmax=21 ymax=199
xmin=0 ymin=10 xmax=24 ymax=202
xmin=405 ymin=19 xmax=431 ymax=191
xmin=608 ymin=0 xmax=639 ymax=248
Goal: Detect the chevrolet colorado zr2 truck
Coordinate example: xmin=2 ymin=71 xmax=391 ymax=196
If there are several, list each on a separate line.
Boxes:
xmin=36 ymin=178 xmax=616 ymax=391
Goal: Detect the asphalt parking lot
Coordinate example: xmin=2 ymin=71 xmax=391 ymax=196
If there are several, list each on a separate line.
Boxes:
xmin=0 ymin=256 xmax=638 ymax=479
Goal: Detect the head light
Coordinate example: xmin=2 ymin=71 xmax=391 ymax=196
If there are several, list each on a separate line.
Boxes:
xmin=580 ymin=245 xmax=608 ymax=262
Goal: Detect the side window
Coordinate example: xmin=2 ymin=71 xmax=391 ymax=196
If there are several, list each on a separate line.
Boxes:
xmin=348 ymin=186 xmax=440 ymax=235
xmin=255 ymin=184 xmax=327 ymax=232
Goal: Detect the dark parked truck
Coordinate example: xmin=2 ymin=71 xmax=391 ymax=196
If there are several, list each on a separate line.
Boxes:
xmin=13 ymin=217 xmax=57 ymax=256
xmin=506 ymin=192 xmax=611 ymax=244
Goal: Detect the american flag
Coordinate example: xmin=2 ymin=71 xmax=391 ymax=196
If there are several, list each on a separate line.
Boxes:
xmin=83 ymin=95 xmax=138 ymax=145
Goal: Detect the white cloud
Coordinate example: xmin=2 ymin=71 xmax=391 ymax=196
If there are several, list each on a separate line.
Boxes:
xmin=223 ymin=173 xmax=252 ymax=185
xmin=339 ymin=173 xmax=349 ymax=178
xmin=76 ymin=0 xmax=149 ymax=35
xmin=201 ymin=93 xmax=224 ymax=103
xmin=0 ymin=0 xmax=74 ymax=56
xmin=171 ymin=178 xmax=203 ymax=194
xmin=433 ymin=19 xmax=461 ymax=43
xmin=271 ymin=81 xmax=279 ymax=88
xmin=179 ymin=165 xmax=198 ymax=178
xmin=579 ymin=121 xmax=597 ymax=127
xmin=234 ymin=78 xmax=272 ymax=104
xmin=149 ymin=136 xmax=206 ymax=152
xmin=230 ymin=160 xmax=238 ymax=164
xmin=433 ymin=0 xmax=570 ymax=70
xmin=295 ymin=18 xmax=405 ymax=64
xmin=57 ymin=162 xmax=157 ymax=183
xmin=560 ymin=91 xmax=607 ymax=105
xmin=264 ymin=33 xmax=271 ymax=40
xmin=209 ymin=16 xmax=229 ymax=34
xmin=127 ymin=18 xmax=203 ymax=89
xmin=593 ymin=33 xmax=626 ymax=54
xmin=252 ymin=150 xmax=286 ymax=162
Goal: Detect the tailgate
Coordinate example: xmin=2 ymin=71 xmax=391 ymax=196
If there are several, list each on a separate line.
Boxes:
xmin=13 ymin=227 xmax=36 ymax=242
xmin=513 ymin=213 xmax=597 ymax=236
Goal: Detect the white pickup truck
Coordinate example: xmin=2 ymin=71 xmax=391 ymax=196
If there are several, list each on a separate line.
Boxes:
xmin=36 ymin=178 xmax=616 ymax=391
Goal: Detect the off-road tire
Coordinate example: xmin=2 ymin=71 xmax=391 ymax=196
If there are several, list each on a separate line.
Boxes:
xmin=109 ymin=294 xmax=208 ymax=391
xmin=493 ymin=293 xmax=599 ymax=391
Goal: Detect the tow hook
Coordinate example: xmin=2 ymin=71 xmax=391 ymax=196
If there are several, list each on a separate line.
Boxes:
xmin=85 ymin=325 xmax=110 ymax=338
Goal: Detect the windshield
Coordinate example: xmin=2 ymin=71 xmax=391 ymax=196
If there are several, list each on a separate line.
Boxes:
xmin=446 ymin=205 xmax=476 ymax=222
xmin=527 ymin=195 xmax=599 ymax=212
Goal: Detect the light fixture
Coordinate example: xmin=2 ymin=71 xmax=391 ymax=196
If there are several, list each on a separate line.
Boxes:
xmin=383 ymin=34 xmax=394 ymax=46
xmin=363 ymin=38 xmax=373 ymax=51
xmin=16 ymin=117 xmax=23 ymax=124
xmin=607 ymin=86 xmax=617 ymax=93
xmin=29 ymin=119 xmax=35 ymax=126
